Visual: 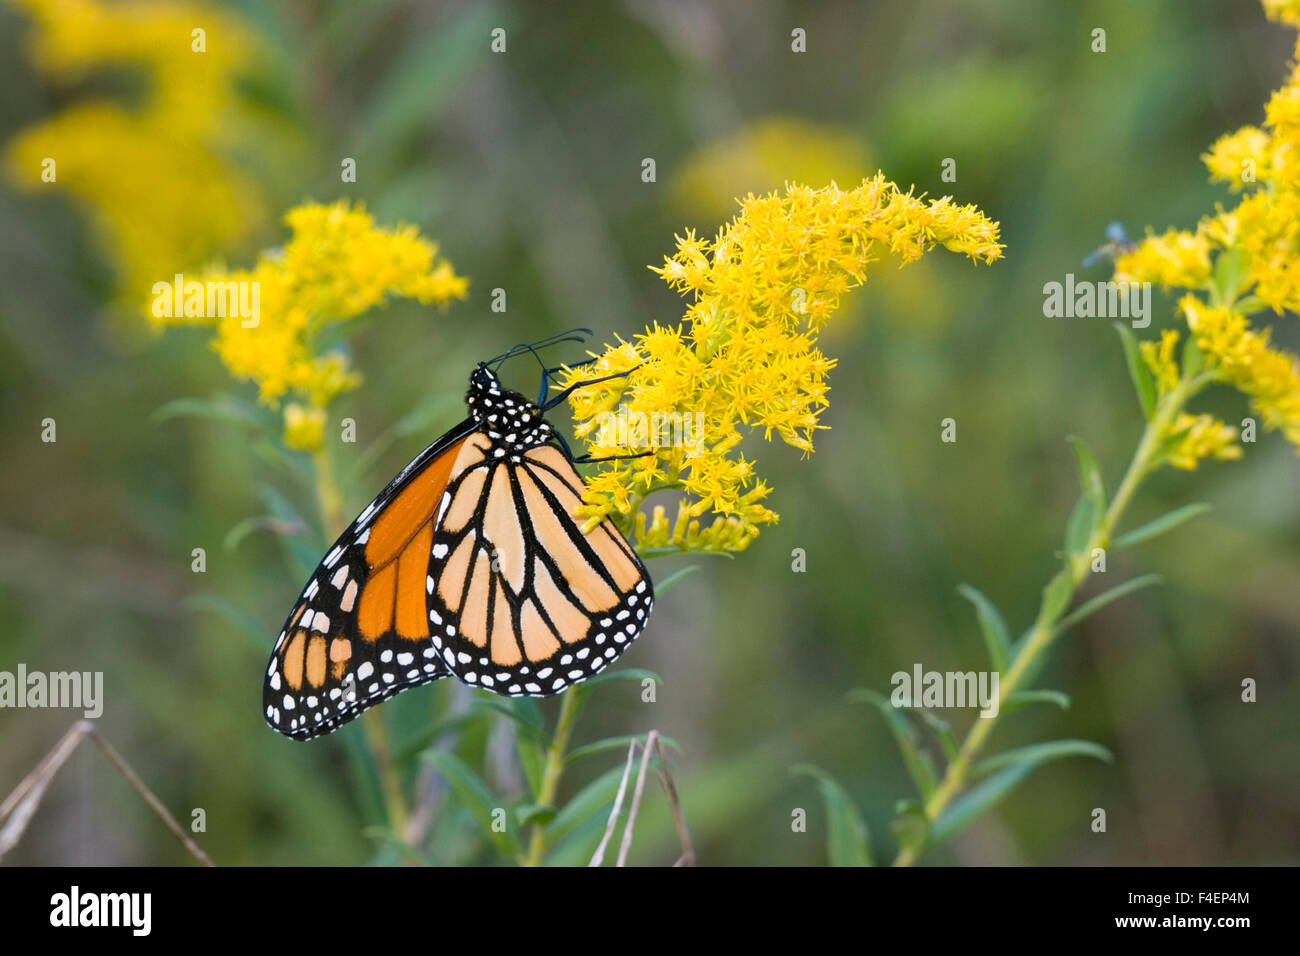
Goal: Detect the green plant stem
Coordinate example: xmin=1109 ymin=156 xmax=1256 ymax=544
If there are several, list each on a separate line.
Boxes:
xmin=312 ymin=440 xmax=410 ymax=839
xmin=521 ymin=689 xmax=584 ymax=867
xmin=891 ymin=375 xmax=1206 ymax=867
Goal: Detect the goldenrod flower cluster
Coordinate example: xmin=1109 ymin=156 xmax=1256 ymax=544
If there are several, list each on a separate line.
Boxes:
xmin=3 ymin=0 xmax=265 ymax=304
xmin=153 ymin=200 xmax=467 ymax=450
xmin=1112 ymin=1 xmax=1300 ymax=464
xmin=1140 ymin=329 xmax=1242 ymax=469
xmin=563 ymin=177 xmax=1002 ymax=553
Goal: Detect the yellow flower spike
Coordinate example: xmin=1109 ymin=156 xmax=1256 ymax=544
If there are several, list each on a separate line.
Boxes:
xmin=1113 ymin=228 xmax=1213 ymax=290
xmin=283 ymin=403 xmax=327 ymax=453
xmin=1140 ymin=329 xmax=1182 ymax=395
xmin=1165 ymin=414 xmax=1242 ymax=470
xmin=1178 ymin=295 xmax=1300 ymax=448
xmin=1203 ymin=127 xmax=1273 ymax=189
xmin=156 ymin=199 xmax=466 ymax=426
xmin=565 ymin=177 xmax=1002 ymax=555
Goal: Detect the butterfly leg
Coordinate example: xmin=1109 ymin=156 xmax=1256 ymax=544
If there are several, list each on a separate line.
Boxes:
xmin=535 ymin=357 xmax=599 ymax=405
xmin=572 ymin=450 xmax=656 ymax=464
xmin=541 ymin=367 xmax=640 ymax=412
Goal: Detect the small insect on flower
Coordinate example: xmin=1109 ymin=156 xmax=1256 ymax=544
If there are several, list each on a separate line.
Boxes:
xmin=263 ymin=333 xmax=655 ymax=741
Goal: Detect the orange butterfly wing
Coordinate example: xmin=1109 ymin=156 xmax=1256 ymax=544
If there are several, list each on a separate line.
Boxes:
xmin=264 ymin=422 xmax=482 ymax=740
xmin=422 ymin=442 xmax=653 ymax=696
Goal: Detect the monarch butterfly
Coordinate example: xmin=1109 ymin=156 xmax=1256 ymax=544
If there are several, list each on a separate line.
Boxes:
xmin=263 ymin=335 xmax=653 ymax=740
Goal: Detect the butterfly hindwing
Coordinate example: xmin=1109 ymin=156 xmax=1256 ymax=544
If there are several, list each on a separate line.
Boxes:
xmin=423 ymin=440 xmax=654 ymax=696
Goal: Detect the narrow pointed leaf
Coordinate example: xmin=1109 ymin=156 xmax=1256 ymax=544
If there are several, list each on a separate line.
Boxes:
xmin=1057 ymin=574 xmax=1162 ymax=633
xmin=791 ymin=765 xmax=873 ymax=866
xmin=653 ymin=564 xmax=701 ymax=598
xmin=1065 ymin=497 xmax=1094 ymax=556
xmin=565 ymin=734 xmax=682 ymax=767
xmin=956 ymin=584 xmax=1010 ymax=672
xmin=1004 ymin=689 xmax=1071 ymax=712
xmin=1115 ymin=323 xmax=1156 ymax=420
xmin=422 ymin=751 xmax=520 ymax=855
xmin=542 ymin=765 xmax=631 ymax=845
xmin=929 ymin=762 xmax=1038 ymax=844
xmin=848 ymin=690 xmax=938 ymax=800
xmin=1113 ymin=503 xmax=1212 ymax=549
xmin=917 ymin=709 xmax=960 ymax=763
xmin=1067 ymin=435 xmax=1107 ymax=516
xmin=973 ymin=739 xmax=1112 ymax=778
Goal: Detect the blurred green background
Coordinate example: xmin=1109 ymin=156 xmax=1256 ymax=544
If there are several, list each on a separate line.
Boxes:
xmin=1 ymin=0 xmax=1297 ymax=866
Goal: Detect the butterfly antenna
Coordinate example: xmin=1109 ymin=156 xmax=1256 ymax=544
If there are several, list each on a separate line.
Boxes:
xmin=486 ymin=328 xmax=593 ymax=370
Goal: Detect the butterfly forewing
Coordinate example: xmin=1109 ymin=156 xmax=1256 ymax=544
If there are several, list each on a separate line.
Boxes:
xmin=264 ymin=421 xmax=476 ymax=740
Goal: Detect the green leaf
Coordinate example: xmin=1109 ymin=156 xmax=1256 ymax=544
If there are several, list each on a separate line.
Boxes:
xmin=393 ymin=711 xmax=481 ymax=763
xmin=516 ymin=734 xmax=545 ymax=799
xmin=956 ymin=584 xmax=1010 ymax=673
xmin=1064 ymin=496 xmax=1095 ymax=557
xmin=1233 ymin=295 xmax=1268 ymax=315
xmin=653 ymin=564 xmax=701 ymax=599
xmin=973 ymin=739 xmax=1113 ymax=778
xmin=223 ymin=515 xmax=304 ymax=553
xmin=791 ymin=765 xmax=873 ymax=866
xmin=929 ymin=762 xmax=1037 ymax=844
xmin=916 ymin=710 xmax=960 ymax=763
xmin=1181 ymin=334 xmax=1203 ymax=378
xmin=848 ymin=689 xmax=938 ymax=800
xmin=542 ymin=765 xmax=630 ymax=845
xmin=181 ymin=593 xmax=266 ymax=654
xmin=932 ymin=742 xmax=1113 ymax=844
xmin=1040 ymin=569 xmax=1074 ymax=624
xmin=421 ymin=751 xmax=521 ymax=855
xmin=565 ymin=734 xmax=682 ymax=767
xmin=1067 ymin=436 xmax=1107 ymax=516
xmin=577 ymin=667 xmax=662 ymax=692
xmin=890 ymin=799 xmax=929 ymax=855
xmin=469 ymin=697 xmax=545 ymax=741
xmin=1213 ymin=246 xmax=1245 ymax=303
xmin=1003 ymin=689 xmax=1071 ymax=711
xmin=1115 ymin=323 xmax=1157 ymax=420
xmin=1056 ymin=574 xmax=1163 ymax=633
xmin=515 ymin=803 xmax=556 ymax=828
xmin=1112 ymin=503 xmax=1212 ymax=550
xmin=150 ymin=396 xmax=272 ymax=432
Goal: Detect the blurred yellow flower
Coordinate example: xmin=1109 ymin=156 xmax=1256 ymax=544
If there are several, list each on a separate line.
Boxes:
xmin=1117 ymin=9 xmax=1300 ymax=313
xmin=1181 ymin=296 xmax=1300 ymax=445
xmin=1111 ymin=2 xmax=1300 ymax=464
xmin=1113 ymin=226 xmax=1215 ymax=290
xmin=154 ymin=200 xmax=468 ymax=450
xmin=283 ymin=403 xmax=328 ymax=453
xmin=3 ymin=0 xmax=267 ymax=305
xmin=1264 ymin=0 xmax=1300 ymax=28
xmin=673 ymin=117 xmax=870 ymax=223
xmin=563 ymin=177 xmax=1003 ymax=554
xmin=1165 ymin=413 xmax=1242 ymax=470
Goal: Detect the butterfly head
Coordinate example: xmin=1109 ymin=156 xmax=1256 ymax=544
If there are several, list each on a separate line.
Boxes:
xmin=466 ymin=363 xmax=552 ymax=450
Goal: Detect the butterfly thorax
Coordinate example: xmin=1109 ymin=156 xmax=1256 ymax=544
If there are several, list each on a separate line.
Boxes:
xmin=465 ymin=364 xmax=554 ymax=456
